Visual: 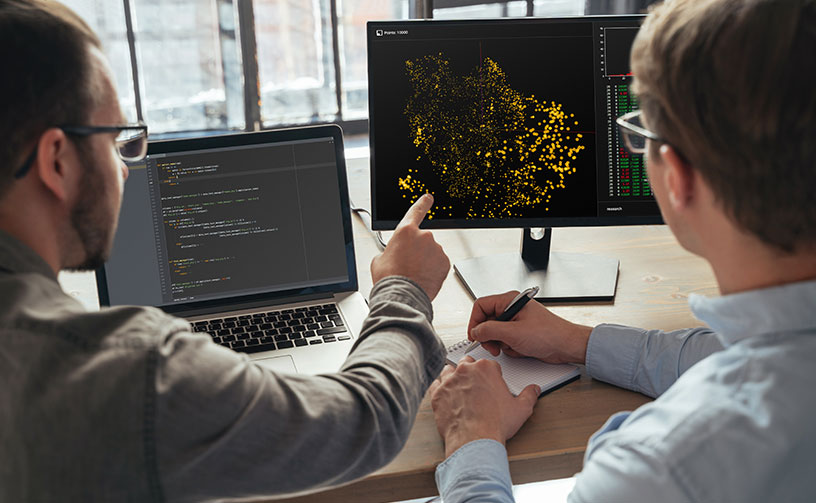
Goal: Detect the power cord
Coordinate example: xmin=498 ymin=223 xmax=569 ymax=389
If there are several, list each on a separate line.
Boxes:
xmin=350 ymin=204 xmax=388 ymax=250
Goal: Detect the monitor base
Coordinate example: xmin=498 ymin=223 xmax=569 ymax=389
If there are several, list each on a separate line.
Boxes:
xmin=454 ymin=229 xmax=620 ymax=302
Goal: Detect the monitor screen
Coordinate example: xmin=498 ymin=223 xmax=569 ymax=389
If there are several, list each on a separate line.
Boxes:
xmin=368 ymin=16 xmax=661 ymax=230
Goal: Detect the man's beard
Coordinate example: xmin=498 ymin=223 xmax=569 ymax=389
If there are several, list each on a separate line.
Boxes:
xmin=65 ymin=152 xmax=118 ymax=271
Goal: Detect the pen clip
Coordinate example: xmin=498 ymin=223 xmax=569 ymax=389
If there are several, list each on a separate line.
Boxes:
xmin=506 ymin=286 xmax=538 ymax=307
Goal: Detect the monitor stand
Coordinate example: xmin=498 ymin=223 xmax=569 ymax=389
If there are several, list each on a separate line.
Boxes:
xmin=454 ymin=228 xmax=619 ymax=302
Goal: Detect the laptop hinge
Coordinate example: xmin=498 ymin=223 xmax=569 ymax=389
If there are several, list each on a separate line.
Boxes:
xmin=168 ymin=292 xmax=335 ymax=318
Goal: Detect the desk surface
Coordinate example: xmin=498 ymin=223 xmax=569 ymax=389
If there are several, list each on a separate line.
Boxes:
xmin=58 ymin=155 xmax=719 ymax=503
xmin=272 ymin=157 xmax=719 ymax=502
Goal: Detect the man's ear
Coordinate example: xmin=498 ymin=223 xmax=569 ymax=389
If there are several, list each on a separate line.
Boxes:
xmin=33 ymin=128 xmax=79 ymax=203
xmin=659 ymin=144 xmax=696 ymax=211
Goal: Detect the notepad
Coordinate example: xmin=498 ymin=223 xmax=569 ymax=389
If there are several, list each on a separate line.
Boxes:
xmin=445 ymin=340 xmax=581 ymax=396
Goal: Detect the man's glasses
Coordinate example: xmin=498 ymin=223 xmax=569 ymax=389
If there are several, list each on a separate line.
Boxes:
xmin=615 ymin=110 xmax=666 ymax=154
xmin=13 ymin=122 xmax=148 ymax=179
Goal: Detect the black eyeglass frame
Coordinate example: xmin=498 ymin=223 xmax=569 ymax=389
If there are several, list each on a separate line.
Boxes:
xmin=13 ymin=122 xmax=148 ymax=179
xmin=615 ymin=110 xmax=667 ymax=154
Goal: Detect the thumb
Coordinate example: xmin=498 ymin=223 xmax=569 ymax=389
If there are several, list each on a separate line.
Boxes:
xmin=517 ymin=384 xmax=541 ymax=409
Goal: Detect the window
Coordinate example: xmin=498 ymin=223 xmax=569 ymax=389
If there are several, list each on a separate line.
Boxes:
xmin=433 ymin=0 xmax=583 ymax=18
xmin=131 ymin=0 xmax=245 ymax=132
xmin=62 ymin=0 xmax=138 ymax=122
xmin=60 ymin=0 xmax=409 ymax=136
xmin=337 ymin=0 xmax=409 ymax=119
xmin=254 ymin=0 xmax=337 ymax=126
xmin=60 ymin=0 xmax=598 ymax=137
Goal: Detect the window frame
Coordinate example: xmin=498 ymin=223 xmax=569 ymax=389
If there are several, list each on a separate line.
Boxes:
xmin=117 ymin=0 xmax=547 ymax=139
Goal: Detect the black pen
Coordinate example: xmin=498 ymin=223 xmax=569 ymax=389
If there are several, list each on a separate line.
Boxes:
xmin=464 ymin=286 xmax=540 ymax=354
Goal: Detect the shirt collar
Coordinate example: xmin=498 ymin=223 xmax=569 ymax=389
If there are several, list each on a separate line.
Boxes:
xmin=0 ymin=229 xmax=58 ymax=281
xmin=689 ymin=279 xmax=816 ymax=345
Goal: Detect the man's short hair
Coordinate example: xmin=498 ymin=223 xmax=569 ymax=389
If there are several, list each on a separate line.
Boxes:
xmin=0 ymin=0 xmax=102 ymax=198
xmin=631 ymin=0 xmax=816 ymax=252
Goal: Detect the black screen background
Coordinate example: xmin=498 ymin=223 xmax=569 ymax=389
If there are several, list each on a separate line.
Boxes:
xmin=370 ymin=26 xmax=596 ymax=223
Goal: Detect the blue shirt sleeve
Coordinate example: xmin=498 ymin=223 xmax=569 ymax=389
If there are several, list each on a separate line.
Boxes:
xmin=567 ymin=440 xmax=692 ymax=503
xmin=435 ymin=439 xmax=515 ymax=503
xmin=585 ymin=324 xmax=724 ymax=397
xmin=435 ymin=325 xmax=725 ymax=502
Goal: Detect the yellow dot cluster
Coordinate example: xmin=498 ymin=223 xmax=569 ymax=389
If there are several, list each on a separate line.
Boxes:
xmin=403 ymin=53 xmax=586 ymax=218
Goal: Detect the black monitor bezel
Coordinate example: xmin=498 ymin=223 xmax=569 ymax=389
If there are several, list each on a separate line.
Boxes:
xmin=96 ymin=124 xmax=359 ymax=316
xmin=367 ymin=15 xmax=662 ymax=230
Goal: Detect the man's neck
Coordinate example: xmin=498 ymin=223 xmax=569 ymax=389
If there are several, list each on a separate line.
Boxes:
xmin=707 ymin=238 xmax=816 ymax=295
xmin=0 ymin=196 xmax=64 ymax=276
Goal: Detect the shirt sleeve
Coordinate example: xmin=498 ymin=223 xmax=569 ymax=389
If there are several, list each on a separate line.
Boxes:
xmin=585 ymin=324 xmax=723 ymax=398
xmin=152 ymin=276 xmax=446 ymax=502
xmin=567 ymin=440 xmax=691 ymax=503
xmin=435 ymin=439 xmax=515 ymax=503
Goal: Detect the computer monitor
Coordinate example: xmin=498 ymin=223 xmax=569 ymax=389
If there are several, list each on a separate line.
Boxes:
xmin=367 ymin=15 xmax=660 ymax=301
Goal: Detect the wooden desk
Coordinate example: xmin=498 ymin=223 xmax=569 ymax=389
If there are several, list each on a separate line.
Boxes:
xmin=272 ymin=158 xmax=719 ymax=502
xmin=57 ymin=155 xmax=718 ymax=503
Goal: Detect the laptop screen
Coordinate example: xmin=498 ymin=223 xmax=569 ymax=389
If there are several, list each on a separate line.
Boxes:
xmin=97 ymin=126 xmax=357 ymax=314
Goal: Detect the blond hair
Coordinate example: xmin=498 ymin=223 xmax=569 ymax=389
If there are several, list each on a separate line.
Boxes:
xmin=631 ymin=0 xmax=816 ymax=252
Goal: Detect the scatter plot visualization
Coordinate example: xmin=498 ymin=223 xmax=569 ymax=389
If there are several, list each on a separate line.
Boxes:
xmin=400 ymin=53 xmax=586 ymax=219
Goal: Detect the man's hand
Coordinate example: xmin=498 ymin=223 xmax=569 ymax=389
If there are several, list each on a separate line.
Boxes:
xmin=430 ymin=357 xmax=540 ymax=458
xmin=468 ymin=291 xmax=593 ymax=364
xmin=370 ymin=194 xmax=450 ymax=300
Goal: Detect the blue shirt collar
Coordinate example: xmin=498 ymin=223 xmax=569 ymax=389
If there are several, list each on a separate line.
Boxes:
xmin=689 ymin=280 xmax=816 ymax=346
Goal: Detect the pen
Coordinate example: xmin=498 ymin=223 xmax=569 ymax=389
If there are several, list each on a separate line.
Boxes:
xmin=464 ymin=285 xmax=540 ymax=354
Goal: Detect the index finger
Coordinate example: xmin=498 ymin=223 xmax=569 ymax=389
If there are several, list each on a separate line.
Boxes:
xmin=397 ymin=193 xmax=433 ymax=229
xmin=467 ymin=291 xmax=521 ymax=337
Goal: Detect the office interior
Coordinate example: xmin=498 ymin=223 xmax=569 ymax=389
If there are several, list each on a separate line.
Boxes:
xmin=55 ymin=1 xmax=672 ymax=502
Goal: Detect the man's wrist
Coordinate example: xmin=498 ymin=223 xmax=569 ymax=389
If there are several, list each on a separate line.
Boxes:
xmin=444 ymin=430 xmax=504 ymax=458
xmin=566 ymin=323 xmax=592 ymax=364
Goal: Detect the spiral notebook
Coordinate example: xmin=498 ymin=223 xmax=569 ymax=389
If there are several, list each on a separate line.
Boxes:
xmin=445 ymin=340 xmax=581 ymax=396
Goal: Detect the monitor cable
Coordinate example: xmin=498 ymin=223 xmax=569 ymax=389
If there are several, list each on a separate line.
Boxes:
xmin=350 ymin=203 xmax=388 ymax=250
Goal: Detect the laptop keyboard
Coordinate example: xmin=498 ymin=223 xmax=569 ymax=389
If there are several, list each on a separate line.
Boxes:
xmin=191 ymin=303 xmax=350 ymax=354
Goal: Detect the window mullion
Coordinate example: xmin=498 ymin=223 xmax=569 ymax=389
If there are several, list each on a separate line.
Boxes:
xmin=236 ymin=0 xmax=261 ymax=131
xmin=329 ymin=0 xmax=343 ymax=121
xmin=411 ymin=0 xmax=434 ymax=19
xmin=122 ymin=0 xmax=144 ymax=122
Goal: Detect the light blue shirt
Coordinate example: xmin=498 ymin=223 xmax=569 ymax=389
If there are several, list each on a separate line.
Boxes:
xmin=436 ymin=280 xmax=816 ymax=502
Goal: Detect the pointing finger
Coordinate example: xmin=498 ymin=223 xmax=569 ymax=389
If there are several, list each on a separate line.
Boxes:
xmin=397 ymin=193 xmax=433 ymax=229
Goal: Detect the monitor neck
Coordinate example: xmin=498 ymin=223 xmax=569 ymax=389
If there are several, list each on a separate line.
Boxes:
xmin=521 ymin=228 xmax=553 ymax=270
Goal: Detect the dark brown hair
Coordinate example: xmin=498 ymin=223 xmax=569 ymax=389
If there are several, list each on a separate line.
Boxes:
xmin=0 ymin=0 xmax=102 ymax=197
xmin=631 ymin=0 xmax=816 ymax=252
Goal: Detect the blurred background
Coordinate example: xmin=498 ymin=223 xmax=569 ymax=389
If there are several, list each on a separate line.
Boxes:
xmin=60 ymin=0 xmax=657 ymax=139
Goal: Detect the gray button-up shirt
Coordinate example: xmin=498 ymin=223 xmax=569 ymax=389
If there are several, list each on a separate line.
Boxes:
xmin=0 ymin=230 xmax=446 ymax=502
xmin=436 ymin=280 xmax=816 ymax=502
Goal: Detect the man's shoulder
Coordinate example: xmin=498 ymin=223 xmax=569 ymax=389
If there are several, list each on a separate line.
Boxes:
xmin=598 ymin=340 xmax=816 ymax=500
xmin=637 ymin=338 xmax=816 ymax=443
xmin=71 ymin=304 xmax=192 ymax=350
xmin=1 ymin=269 xmax=193 ymax=353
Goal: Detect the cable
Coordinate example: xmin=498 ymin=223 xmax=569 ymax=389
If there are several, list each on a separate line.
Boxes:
xmin=350 ymin=204 xmax=388 ymax=250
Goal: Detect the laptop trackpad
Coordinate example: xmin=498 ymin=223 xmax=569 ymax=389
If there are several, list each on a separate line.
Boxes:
xmin=256 ymin=355 xmax=297 ymax=374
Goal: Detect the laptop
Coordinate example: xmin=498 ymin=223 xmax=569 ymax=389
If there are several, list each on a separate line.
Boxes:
xmin=96 ymin=125 xmax=369 ymax=375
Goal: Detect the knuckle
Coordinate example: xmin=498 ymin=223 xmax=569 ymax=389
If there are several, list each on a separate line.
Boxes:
xmin=473 ymin=358 xmax=490 ymax=368
xmin=475 ymin=359 xmax=500 ymax=373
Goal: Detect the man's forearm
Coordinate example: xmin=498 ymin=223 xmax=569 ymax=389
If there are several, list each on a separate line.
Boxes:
xmin=157 ymin=276 xmax=446 ymax=501
xmin=586 ymin=324 xmax=723 ymax=397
